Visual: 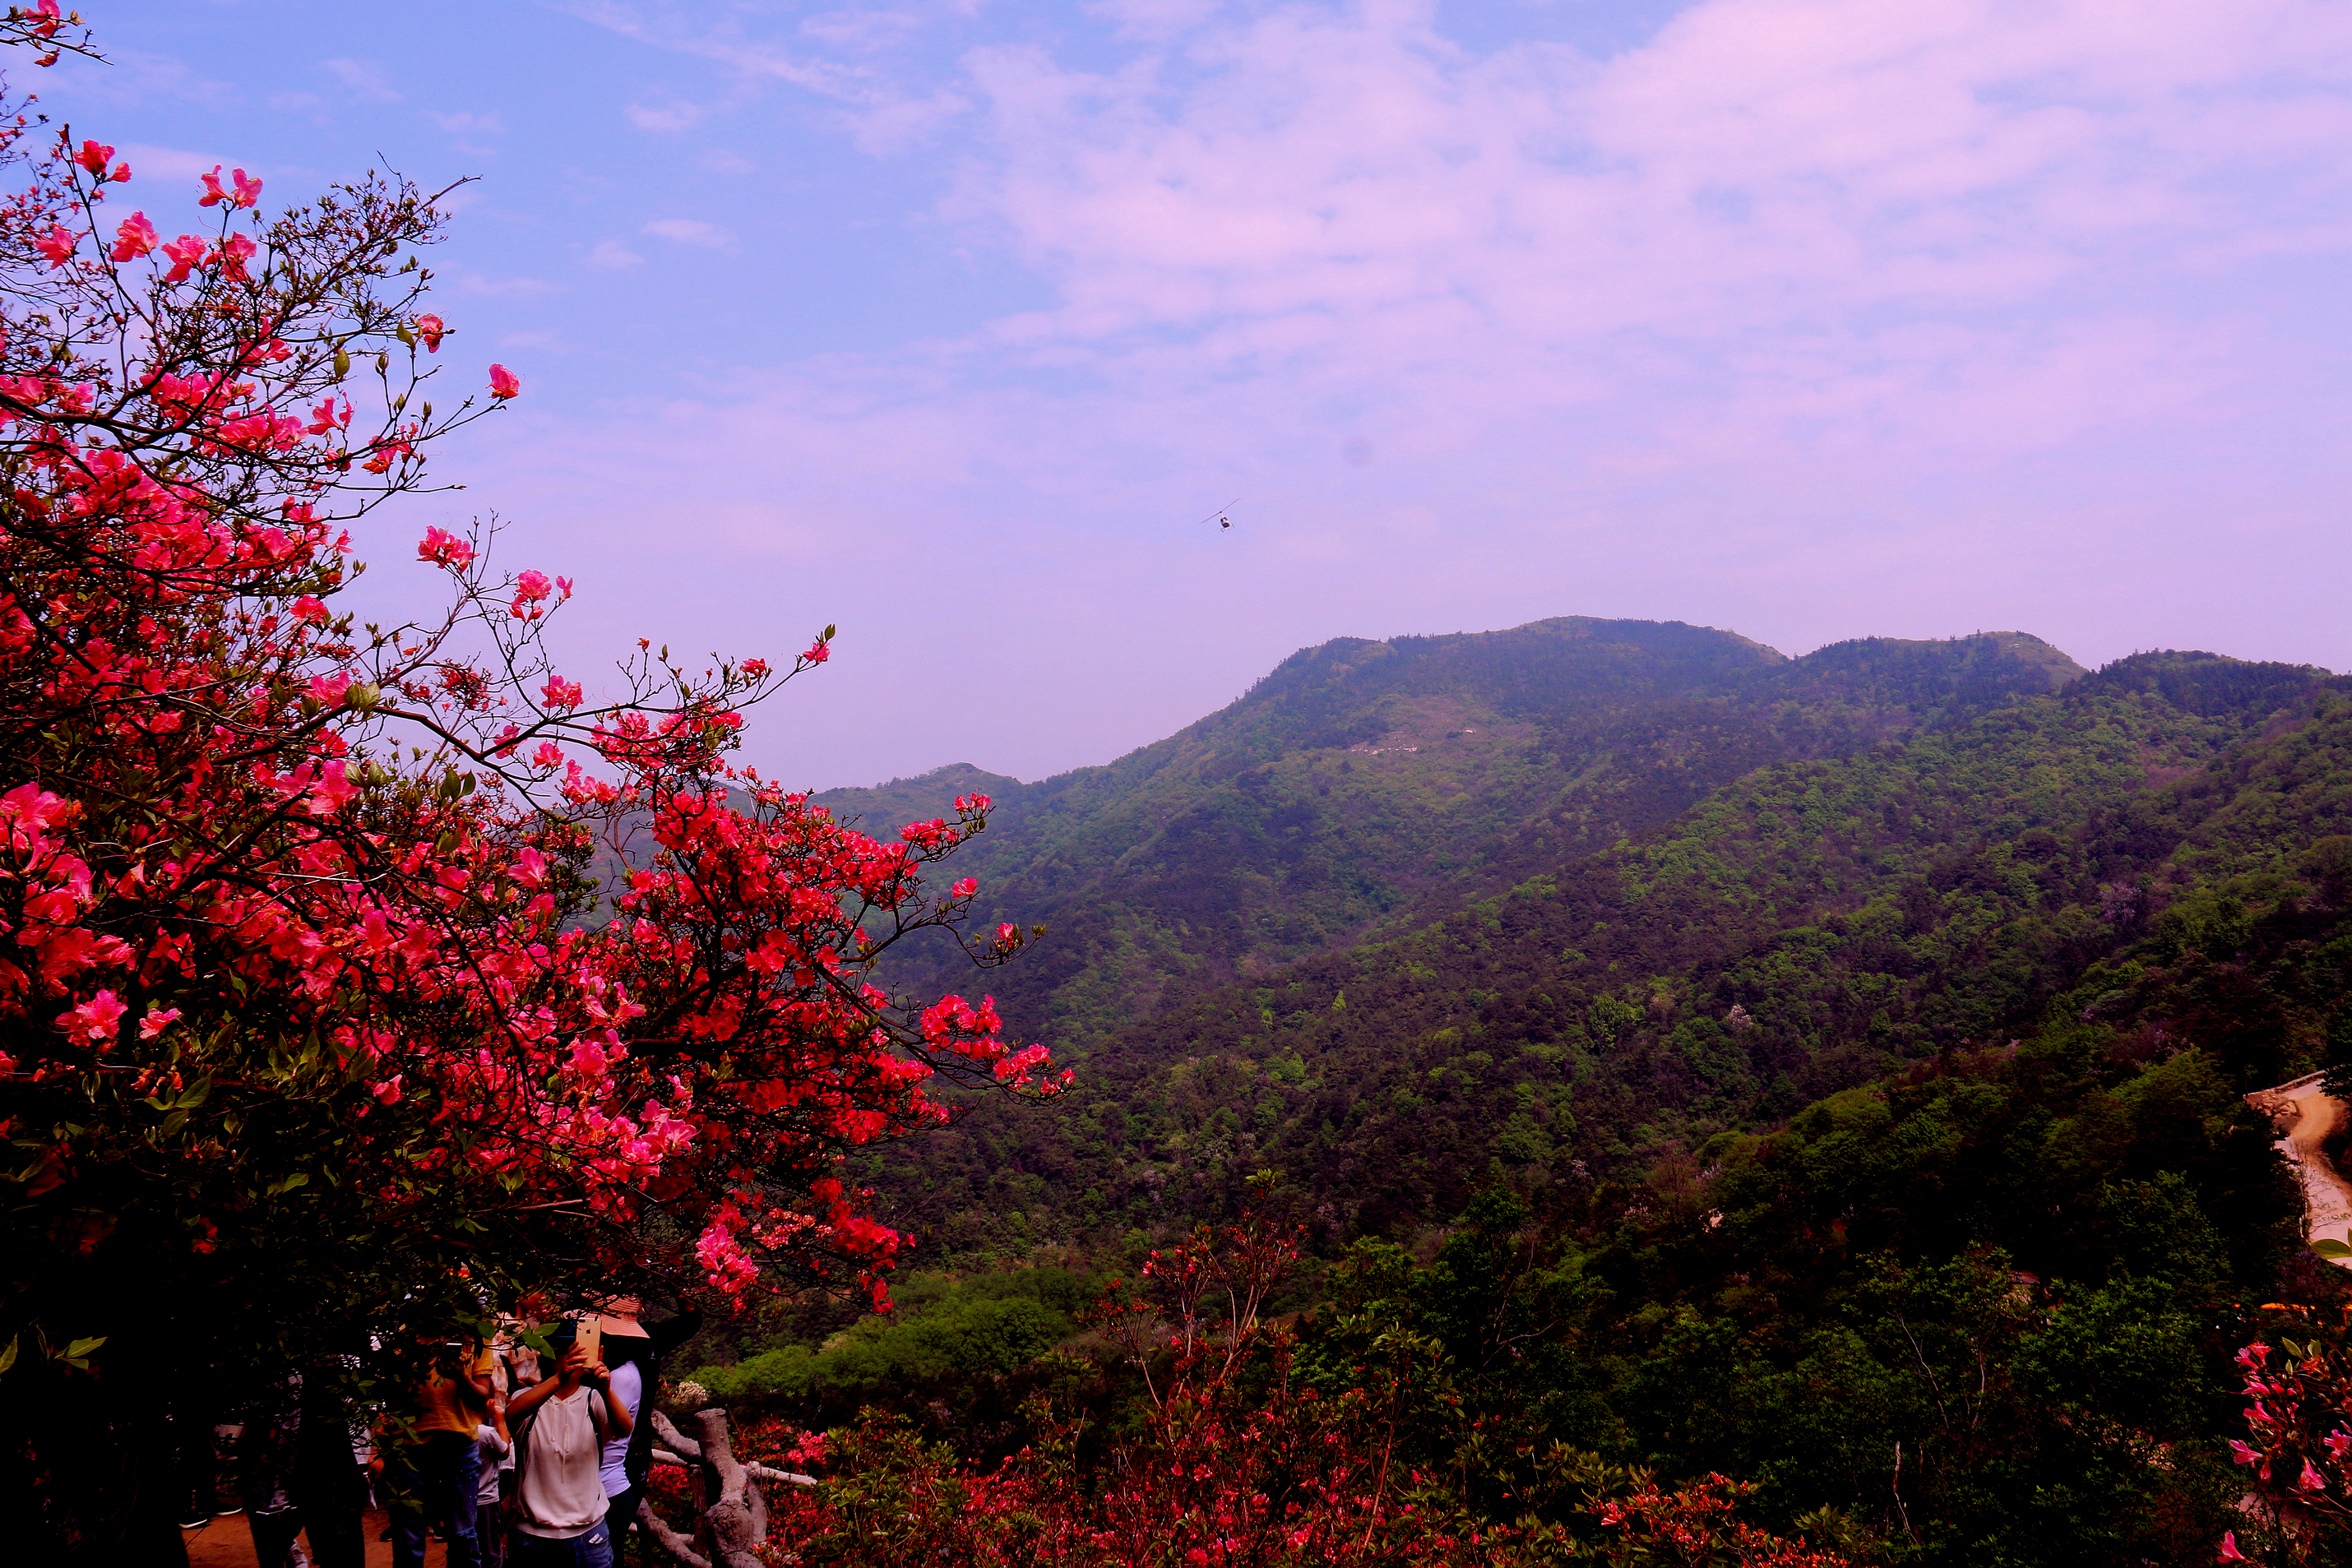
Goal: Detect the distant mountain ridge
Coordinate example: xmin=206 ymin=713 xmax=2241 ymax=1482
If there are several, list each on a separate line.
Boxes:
xmin=857 ymin=648 xmax=2347 ymax=1258
xmin=817 ymin=617 xmax=2086 ymax=1054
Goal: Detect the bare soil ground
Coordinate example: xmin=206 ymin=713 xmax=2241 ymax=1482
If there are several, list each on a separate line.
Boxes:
xmin=182 ymin=1510 xmax=435 ymax=1567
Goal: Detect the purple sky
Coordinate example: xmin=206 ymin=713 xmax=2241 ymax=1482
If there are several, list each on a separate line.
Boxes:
xmin=43 ymin=0 xmax=2352 ymax=787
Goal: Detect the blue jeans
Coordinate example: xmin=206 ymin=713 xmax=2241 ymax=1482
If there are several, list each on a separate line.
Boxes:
xmin=388 ymin=1430 xmax=481 ymax=1568
xmin=510 ymin=1515 xmax=613 ymax=1568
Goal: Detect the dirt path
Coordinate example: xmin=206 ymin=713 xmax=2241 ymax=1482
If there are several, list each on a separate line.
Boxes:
xmin=182 ymin=1510 xmax=438 ymax=1567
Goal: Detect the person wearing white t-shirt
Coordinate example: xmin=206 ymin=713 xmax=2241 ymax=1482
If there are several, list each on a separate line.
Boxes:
xmin=505 ymin=1337 xmax=632 ymax=1568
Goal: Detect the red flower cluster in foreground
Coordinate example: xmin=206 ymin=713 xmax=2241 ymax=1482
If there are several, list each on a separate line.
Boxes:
xmin=1 ymin=77 xmax=1059 ymax=1374
xmin=710 ymin=1214 xmax=1850 ymax=1566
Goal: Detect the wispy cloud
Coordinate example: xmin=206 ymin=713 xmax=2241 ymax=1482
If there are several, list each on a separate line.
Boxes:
xmin=120 ymin=143 xmax=239 ymax=184
xmin=449 ymin=0 xmax=2352 ymax=784
xmin=641 ymin=217 xmax=735 ymax=250
xmin=428 ymin=110 xmax=507 ymax=135
xmin=455 ymin=272 xmax=560 ymax=299
xmin=586 ymin=238 xmax=646 ymax=269
xmin=800 ymin=9 xmax=921 ymax=51
xmin=625 ymin=101 xmax=706 ymax=133
xmin=322 ymin=57 xmax=400 ymax=103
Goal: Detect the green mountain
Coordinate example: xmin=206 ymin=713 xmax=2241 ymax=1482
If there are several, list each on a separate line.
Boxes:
xmin=709 ymin=627 xmax=2352 ymax=1567
xmin=854 ymin=647 xmax=2346 ymax=1260
xmin=819 ymin=618 xmax=2085 ymax=1055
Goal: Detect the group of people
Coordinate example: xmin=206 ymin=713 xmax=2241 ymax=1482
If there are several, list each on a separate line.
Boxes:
xmin=191 ymin=1295 xmax=700 ymax=1568
xmin=385 ymin=1296 xmax=701 ymax=1568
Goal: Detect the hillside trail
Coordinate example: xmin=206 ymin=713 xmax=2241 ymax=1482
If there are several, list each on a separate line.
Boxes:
xmin=182 ymin=1510 xmax=430 ymax=1566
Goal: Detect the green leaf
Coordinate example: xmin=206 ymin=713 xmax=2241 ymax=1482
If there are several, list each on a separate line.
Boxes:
xmin=0 ymin=1335 xmax=17 ymax=1376
xmin=63 ymin=1337 xmax=104 ymax=1360
xmin=2310 ymin=1238 xmax=2352 ymax=1259
xmin=265 ymin=1173 xmax=310 ymax=1197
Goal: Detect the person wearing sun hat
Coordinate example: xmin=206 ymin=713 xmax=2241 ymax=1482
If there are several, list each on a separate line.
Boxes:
xmin=587 ymin=1296 xmax=701 ymax=1564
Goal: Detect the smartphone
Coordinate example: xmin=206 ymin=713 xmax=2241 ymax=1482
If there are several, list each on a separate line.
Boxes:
xmin=572 ymin=1315 xmax=600 ymax=1366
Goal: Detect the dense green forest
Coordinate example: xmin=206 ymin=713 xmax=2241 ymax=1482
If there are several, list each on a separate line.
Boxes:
xmin=817 ymin=618 xmax=2084 ymax=1051
xmin=682 ymin=622 xmax=2352 ymax=1565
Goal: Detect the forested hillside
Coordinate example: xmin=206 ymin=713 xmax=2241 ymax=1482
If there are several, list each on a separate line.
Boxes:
xmin=687 ymin=628 xmax=2352 ymax=1566
xmin=871 ymin=649 xmax=2340 ymax=1249
xmin=821 ymin=618 xmax=2083 ymax=1053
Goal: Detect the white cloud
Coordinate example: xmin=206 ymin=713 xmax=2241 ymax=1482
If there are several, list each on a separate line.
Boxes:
xmin=626 ymin=101 xmax=706 ymax=133
xmin=801 ymin=9 xmax=920 ymax=51
xmin=925 ymin=0 xmax=2352 ymax=461
xmin=482 ymin=0 xmax=2352 ymax=785
xmin=322 ymin=57 xmax=400 ymax=103
xmin=641 ymin=217 xmax=736 ymax=250
xmin=429 ymin=110 xmax=507 ymax=135
xmin=586 ymin=238 xmax=647 ymax=269
xmin=119 ymin=143 xmax=240 ymax=184
xmin=456 ymin=272 xmax=560 ymax=299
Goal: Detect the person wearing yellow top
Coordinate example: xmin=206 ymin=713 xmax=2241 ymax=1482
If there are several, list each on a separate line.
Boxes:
xmin=380 ymin=1339 xmax=495 ymax=1568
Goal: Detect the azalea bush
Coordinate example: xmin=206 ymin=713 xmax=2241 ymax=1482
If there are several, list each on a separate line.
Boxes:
xmin=2220 ymin=1330 xmax=2352 ymax=1565
xmin=0 ymin=15 xmax=1057 ymax=1557
xmin=734 ymin=1203 xmax=1851 ymax=1567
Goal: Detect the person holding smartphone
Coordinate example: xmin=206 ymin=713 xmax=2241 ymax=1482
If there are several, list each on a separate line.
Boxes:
xmin=505 ymin=1321 xmax=632 ymax=1567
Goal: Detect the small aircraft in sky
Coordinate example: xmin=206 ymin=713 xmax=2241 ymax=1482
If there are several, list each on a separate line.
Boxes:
xmin=1195 ymin=497 xmax=1239 ymax=529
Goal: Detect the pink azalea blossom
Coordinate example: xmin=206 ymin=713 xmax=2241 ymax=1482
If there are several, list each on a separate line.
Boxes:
xmin=199 ymin=165 xmax=262 ymax=209
xmin=109 ymin=212 xmax=157 ymax=262
xmin=160 ymin=233 xmax=206 ymax=284
xmin=216 ymin=233 xmax=256 ymax=278
xmin=61 ymin=990 xmax=127 ymax=1046
xmin=139 ymin=1006 xmax=183 ymax=1040
xmin=2220 ymin=1531 xmax=2249 ymax=1561
xmin=414 ymin=313 xmax=446 ymax=352
xmin=488 ymin=363 xmax=520 ymax=399
xmin=541 ymin=675 xmax=583 ymax=710
xmin=511 ymin=570 xmax=553 ymax=619
xmin=417 ymin=526 xmax=475 ymax=569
